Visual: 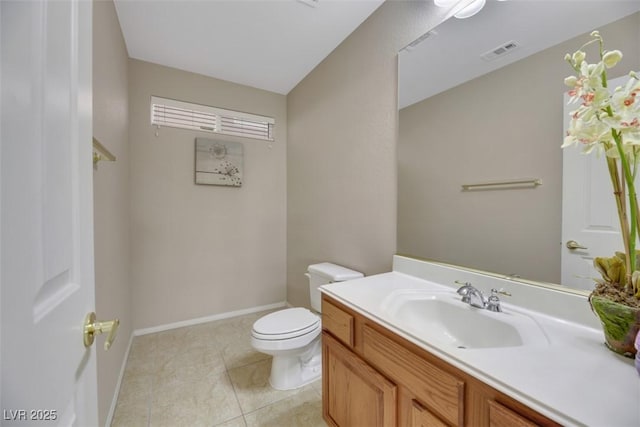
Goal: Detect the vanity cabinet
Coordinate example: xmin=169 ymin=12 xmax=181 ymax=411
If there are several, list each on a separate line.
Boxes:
xmin=321 ymin=295 xmax=560 ymax=427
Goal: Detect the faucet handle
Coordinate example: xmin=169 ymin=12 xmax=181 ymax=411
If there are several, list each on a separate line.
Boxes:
xmin=496 ymin=288 xmax=512 ymax=297
xmin=486 ymin=289 xmax=502 ymax=312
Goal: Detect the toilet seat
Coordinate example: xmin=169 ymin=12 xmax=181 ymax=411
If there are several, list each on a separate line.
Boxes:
xmin=252 ymin=308 xmax=320 ymax=341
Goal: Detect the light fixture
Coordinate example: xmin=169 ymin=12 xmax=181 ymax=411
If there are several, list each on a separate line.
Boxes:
xmin=434 ymin=0 xmax=486 ymax=19
xmin=434 ymin=0 xmax=458 ymax=6
xmin=296 ymin=0 xmax=318 ymax=8
xmin=454 ymin=0 xmax=485 ymax=18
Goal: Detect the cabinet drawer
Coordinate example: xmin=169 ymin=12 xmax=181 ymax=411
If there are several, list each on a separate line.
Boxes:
xmin=322 ymin=297 xmax=354 ymax=347
xmin=488 ymin=401 xmax=538 ymax=427
xmin=363 ymin=325 xmax=464 ymax=426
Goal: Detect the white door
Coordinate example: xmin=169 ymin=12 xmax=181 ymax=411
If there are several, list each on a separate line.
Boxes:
xmin=1 ymin=1 xmax=98 ymax=425
xmin=561 ymin=76 xmax=631 ymax=291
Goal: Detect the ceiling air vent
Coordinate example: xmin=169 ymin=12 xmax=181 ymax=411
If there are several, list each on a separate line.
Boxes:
xmin=402 ymin=30 xmax=438 ymax=52
xmin=481 ymin=40 xmax=519 ymax=61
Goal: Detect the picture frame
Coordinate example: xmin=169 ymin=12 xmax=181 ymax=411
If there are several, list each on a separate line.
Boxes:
xmin=194 ymin=138 xmax=243 ymax=187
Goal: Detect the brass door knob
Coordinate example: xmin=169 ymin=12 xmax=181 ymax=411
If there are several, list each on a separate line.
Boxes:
xmin=83 ymin=312 xmax=120 ymax=350
xmin=566 ymin=240 xmax=588 ymax=250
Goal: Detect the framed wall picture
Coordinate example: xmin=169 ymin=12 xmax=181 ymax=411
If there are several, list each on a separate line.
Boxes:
xmin=195 ymin=138 xmax=243 ymax=187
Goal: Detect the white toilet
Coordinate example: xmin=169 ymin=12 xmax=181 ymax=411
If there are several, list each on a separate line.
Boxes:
xmin=251 ymin=262 xmax=363 ymax=390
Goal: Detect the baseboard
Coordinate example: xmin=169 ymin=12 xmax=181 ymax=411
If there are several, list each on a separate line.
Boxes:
xmin=133 ymin=301 xmax=287 ymax=336
xmin=104 ymin=331 xmax=135 ymax=427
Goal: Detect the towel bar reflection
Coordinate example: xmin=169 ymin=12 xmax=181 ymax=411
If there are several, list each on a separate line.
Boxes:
xmin=93 ymin=137 xmax=116 ymax=168
xmin=461 ymin=178 xmax=541 ymax=191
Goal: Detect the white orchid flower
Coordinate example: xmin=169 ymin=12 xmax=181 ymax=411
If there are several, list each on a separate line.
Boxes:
xmin=603 ymin=50 xmax=623 ymax=68
xmin=564 ymin=75 xmax=578 ymax=87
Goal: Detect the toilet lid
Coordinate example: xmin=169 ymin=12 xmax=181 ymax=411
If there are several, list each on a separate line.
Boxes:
xmin=252 ymin=308 xmax=320 ymax=340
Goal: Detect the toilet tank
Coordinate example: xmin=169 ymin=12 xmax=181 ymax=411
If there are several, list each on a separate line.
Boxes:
xmin=307 ymin=262 xmax=363 ymax=312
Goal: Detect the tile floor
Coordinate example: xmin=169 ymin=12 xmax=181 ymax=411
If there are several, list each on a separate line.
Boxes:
xmin=111 ymin=310 xmax=327 ymax=427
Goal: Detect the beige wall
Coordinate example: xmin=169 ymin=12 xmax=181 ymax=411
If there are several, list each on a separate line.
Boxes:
xmin=92 ymin=0 xmax=131 ymax=425
xmin=286 ymin=1 xmax=457 ymax=307
xmin=398 ymin=12 xmax=640 ymax=283
xmin=128 ymin=60 xmax=287 ymax=329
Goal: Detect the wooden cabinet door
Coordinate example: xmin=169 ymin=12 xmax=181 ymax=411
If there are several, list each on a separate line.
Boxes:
xmin=410 ymin=400 xmax=450 ymax=427
xmin=323 ymin=331 xmax=397 ymax=427
xmin=488 ymin=401 xmax=538 ymax=427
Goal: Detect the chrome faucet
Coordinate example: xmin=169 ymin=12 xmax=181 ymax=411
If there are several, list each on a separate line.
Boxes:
xmin=455 ymin=282 xmax=475 ymax=304
xmin=465 ymin=287 xmax=486 ymax=309
xmin=455 ymin=282 xmax=505 ymax=312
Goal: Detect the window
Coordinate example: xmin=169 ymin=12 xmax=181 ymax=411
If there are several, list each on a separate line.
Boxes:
xmin=151 ymin=96 xmax=275 ymax=141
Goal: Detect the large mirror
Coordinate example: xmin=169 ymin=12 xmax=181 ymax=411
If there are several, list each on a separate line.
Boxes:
xmin=398 ymin=0 xmax=640 ymax=292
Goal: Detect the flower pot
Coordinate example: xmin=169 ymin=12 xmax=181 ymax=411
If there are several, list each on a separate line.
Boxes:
xmin=589 ymin=295 xmax=640 ymax=358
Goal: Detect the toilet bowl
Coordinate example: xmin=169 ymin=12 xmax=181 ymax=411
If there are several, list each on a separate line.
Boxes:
xmin=251 ymin=263 xmax=363 ymax=390
xmin=251 ymin=307 xmax=321 ymax=390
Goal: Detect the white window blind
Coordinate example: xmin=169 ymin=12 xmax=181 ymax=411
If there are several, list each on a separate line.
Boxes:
xmin=151 ymin=96 xmax=275 ymax=141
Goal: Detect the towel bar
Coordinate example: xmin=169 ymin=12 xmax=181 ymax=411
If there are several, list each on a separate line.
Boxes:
xmin=461 ymin=178 xmax=541 ymax=191
xmin=93 ymin=137 xmax=116 ymax=168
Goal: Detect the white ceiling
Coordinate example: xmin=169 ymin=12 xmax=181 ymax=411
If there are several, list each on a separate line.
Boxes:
xmin=114 ymin=0 xmax=385 ymax=95
xmin=399 ymin=0 xmax=640 ymax=109
xmin=113 ymin=1 xmax=640 ymax=102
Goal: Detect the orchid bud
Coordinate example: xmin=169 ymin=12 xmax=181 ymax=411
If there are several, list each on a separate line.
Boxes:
xmin=590 ymin=30 xmax=601 ymax=38
xmin=572 ymin=50 xmax=586 ymax=65
xmin=603 ymin=50 xmax=623 ymax=68
xmin=564 ymin=76 xmax=578 ymax=87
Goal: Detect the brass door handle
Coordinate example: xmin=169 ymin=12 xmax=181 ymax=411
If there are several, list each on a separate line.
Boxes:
xmin=566 ymin=240 xmax=588 ymax=250
xmin=83 ymin=312 xmax=120 ymax=350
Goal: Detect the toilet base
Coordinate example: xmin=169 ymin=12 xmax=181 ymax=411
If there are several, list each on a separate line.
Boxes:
xmin=268 ymin=344 xmax=322 ymax=390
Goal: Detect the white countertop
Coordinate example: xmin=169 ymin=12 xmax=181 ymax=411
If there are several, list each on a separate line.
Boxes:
xmin=320 ymin=256 xmax=640 ymax=427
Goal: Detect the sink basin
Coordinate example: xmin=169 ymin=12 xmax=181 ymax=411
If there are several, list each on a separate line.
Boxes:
xmin=381 ymin=290 xmax=549 ymax=349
